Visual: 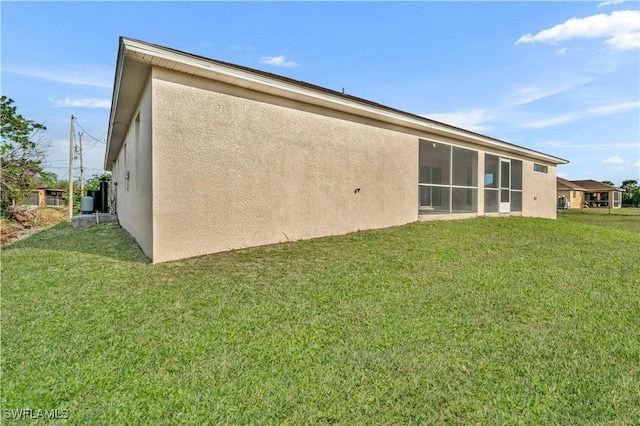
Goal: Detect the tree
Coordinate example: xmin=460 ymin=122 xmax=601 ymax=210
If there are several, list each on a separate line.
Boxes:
xmin=1 ymin=96 xmax=51 ymax=211
xmin=601 ymin=180 xmax=615 ymax=186
xmin=41 ymin=171 xmax=58 ymax=188
xmin=621 ymin=179 xmax=640 ymax=207
xmin=85 ymin=172 xmax=111 ymax=191
xmin=621 ymin=179 xmax=638 ymax=191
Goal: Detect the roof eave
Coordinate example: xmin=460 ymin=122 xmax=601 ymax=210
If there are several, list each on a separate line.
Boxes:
xmin=105 ymin=37 xmax=570 ymax=169
xmin=104 ymin=38 xmax=127 ymax=171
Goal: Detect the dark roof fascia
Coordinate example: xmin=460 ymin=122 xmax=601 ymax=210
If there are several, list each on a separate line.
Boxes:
xmin=570 ymin=180 xmax=623 ymax=191
xmin=557 ymin=178 xmax=586 ymax=191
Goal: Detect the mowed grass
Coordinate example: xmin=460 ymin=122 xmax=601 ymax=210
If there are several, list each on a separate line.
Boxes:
xmin=2 ymin=213 xmax=639 ymax=424
xmin=559 ymin=208 xmax=640 ymax=234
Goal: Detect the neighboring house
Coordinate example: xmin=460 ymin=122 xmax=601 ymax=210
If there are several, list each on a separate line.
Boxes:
xmin=22 ymin=186 xmax=65 ymax=208
xmin=557 ymin=178 xmax=585 ymax=209
xmin=572 ymin=180 xmax=623 ymax=208
xmin=556 ymin=178 xmax=623 ymax=209
xmin=105 ymin=37 xmax=568 ymax=263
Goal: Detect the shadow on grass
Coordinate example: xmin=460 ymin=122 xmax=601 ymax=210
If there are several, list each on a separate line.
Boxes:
xmin=2 ymin=221 xmax=149 ymax=263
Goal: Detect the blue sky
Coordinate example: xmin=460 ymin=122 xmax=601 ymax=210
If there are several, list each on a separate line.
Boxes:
xmin=2 ymin=1 xmax=639 ymax=186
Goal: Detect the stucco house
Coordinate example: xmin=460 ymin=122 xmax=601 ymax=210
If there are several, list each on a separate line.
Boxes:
xmin=557 ymin=179 xmax=623 ymax=209
xmin=105 ymin=37 xmax=568 ymax=263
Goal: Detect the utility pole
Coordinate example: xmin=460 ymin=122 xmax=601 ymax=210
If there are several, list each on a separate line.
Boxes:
xmin=68 ymin=115 xmax=75 ymax=219
xmin=79 ymin=132 xmax=85 ymax=196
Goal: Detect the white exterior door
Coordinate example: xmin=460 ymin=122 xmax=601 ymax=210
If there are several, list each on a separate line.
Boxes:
xmin=499 ymin=158 xmax=510 ymax=213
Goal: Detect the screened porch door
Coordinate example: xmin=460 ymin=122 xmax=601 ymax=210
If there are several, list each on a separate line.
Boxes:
xmin=499 ymin=158 xmax=511 ymax=213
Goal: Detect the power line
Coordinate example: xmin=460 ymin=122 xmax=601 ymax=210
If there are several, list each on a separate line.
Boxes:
xmin=83 ymin=138 xmax=101 ymax=155
xmin=74 ymin=119 xmax=106 ymax=144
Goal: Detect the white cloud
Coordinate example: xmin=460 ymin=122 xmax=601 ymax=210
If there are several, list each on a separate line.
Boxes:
xmin=589 ymin=101 xmax=640 ymax=114
xmin=516 ymin=10 xmax=640 ymax=50
xmin=557 ymin=171 xmax=570 ymax=178
xmin=259 ymin=55 xmax=299 ymax=68
xmin=505 ymin=72 xmax=602 ymax=107
xmin=3 ymin=65 xmax=113 ymax=88
xmin=556 ymin=47 xmax=568 ymax=54
xmin=523 ymin=101 xmax=640 ymax=128
xmin=598 ymin=0 xmax=624 ymax=8
xmin=505 ymin=84 xmax=573 ymax=107
xmin=606 ymin=31 xmax=640 ymax=49
xmin=50 ymin=98 xmax=111 ymax=108
xmin=603 ymin=155 xmax=625 ymax=164
xmin=633 ymin=161 xmax=640 ymax=167
xmin=423 ymin=109 xmax=494 ymax=132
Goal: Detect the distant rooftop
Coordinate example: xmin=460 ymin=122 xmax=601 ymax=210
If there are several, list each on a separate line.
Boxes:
xmin=558 ymin=178 xmax=622 ymax=191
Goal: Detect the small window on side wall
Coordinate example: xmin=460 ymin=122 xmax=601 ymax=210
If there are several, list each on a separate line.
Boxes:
xmin=533 ymin=163 xmax=548 ymax=173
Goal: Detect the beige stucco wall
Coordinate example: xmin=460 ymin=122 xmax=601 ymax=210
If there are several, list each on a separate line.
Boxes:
xmin=575 ymin=190 xmax=584 ymax=208
xmin=150 ymin=68 xmax=418 ymax=263
xmin=521 ymin=160 xmax=557 ymax=219
xmin=112 ymin=74 xmax=154 ymax=258
xmin=571 ymin=191 xmax=584 ymax=209
xmin=109 ymin=66 xmax=562 ymax=263
xmin=558 ymin=189 xmax=584 ymax=209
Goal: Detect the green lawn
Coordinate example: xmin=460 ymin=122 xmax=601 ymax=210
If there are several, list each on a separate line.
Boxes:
xmin=2 ymin=213 xmax=639 ymax=424
xmin=559 ymin=208 xmax=640 ymax=234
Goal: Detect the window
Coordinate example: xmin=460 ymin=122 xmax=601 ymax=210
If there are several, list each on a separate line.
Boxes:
xmin=484 ymin=155 xmax=499 ymax=189
xmin=614 ymin=191 xmax=621 ymax=208
xmin=452 ymin=188 xmax=477 ymax=213
xmin=484 ymin=155 xmax=500 ymax=213
xmin=419 ymin=140 xmax=450 ymax=214
xmin=452 ymin=147 xmax=477 ymax=187
xmin=511 ymin=191 xmax=523 ymax=212
xmin=510 ymin=160 xmax=523 ymax=212
xmin=419 ymin=140 xmax=477 ymax=215
xmin=484 ymin=190 xmax=499 ymax=213
xmin=511 ymin=160 xmax=522 ymax=190
xmin=533 ymin=163 xmax=548 ymax=173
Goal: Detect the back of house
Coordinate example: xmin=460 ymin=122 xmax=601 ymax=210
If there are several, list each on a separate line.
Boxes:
xmin=105 ymin=37 xmax=568 ymax=263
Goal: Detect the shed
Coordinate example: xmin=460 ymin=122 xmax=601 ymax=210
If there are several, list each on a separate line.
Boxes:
xmin=23 ymin=186 xmax=65 ymax=208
